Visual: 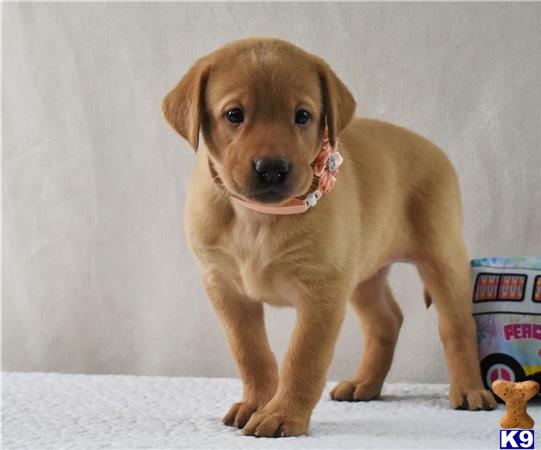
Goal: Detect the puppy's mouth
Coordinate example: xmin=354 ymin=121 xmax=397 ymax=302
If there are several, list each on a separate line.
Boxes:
xmin=222 ymin=167 xmax=314 ymax=206
xmin=245 ymin=187 xmax=291 ymax=204
xmin=236 ymin=172 xmax=314 ymax=205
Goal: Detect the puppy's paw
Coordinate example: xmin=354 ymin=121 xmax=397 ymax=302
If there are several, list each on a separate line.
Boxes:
xmin=330 ymin=380 xmax=381 ymax=401
xmin=223 ymin=401 xmax=259 ymax=428
xmin=242 ymin=408 xmax=309 ymax=438
xmin=449 ymin=386 xmax=498 ymax=411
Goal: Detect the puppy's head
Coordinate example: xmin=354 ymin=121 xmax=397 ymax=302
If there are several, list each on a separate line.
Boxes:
xmin=163 ymin=38 xmax=356 ymax=204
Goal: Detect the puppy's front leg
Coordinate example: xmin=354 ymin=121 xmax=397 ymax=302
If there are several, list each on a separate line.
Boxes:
xmin=204 ymin=274 xmax=279 ymax=428
xmin=243 ymin=287 xmax=347 ymax=437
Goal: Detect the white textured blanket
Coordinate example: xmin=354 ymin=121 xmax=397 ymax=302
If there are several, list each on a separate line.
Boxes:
xmin=3 ymin=372 xmax=539 ymax=449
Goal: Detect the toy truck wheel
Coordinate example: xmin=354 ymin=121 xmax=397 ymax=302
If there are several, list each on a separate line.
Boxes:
xmin=480 ymin=353 xmax=525 ymax=391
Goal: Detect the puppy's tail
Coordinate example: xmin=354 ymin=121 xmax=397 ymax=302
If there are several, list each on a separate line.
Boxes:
xmin=423 ymin=289 xmax=433 ymax=309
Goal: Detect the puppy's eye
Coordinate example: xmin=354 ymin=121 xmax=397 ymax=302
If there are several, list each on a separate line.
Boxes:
xmin=225 ymin=108 xmax=244 ymax=124
xmin=295 ymin=110 xmax=310 ymax=125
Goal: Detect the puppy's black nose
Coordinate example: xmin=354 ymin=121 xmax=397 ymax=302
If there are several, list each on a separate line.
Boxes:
xmin=253 ymin=158 xmax=291 ymax=186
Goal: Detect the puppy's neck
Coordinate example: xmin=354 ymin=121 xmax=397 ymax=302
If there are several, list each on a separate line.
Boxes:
xmin=232 ymin=202 xmax=296 ymax=226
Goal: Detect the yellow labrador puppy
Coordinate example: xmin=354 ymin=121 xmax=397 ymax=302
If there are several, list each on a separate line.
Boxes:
xmin=162 ymin=37 xmax=497 ymax=437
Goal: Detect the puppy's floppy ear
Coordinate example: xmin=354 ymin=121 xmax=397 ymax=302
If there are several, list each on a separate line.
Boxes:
xmin=316 ymin=59 xmax=356 ymax=145
xmin=162 ymin=57 xmax=211 ymax=151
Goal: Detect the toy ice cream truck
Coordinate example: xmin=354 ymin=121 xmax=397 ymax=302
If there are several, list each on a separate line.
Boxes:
xmin=471 ymin=257 xmax=541 ymax=390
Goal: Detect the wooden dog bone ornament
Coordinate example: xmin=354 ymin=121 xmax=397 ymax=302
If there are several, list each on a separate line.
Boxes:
xmin=492 ymin=379 xmax=539 ymax=429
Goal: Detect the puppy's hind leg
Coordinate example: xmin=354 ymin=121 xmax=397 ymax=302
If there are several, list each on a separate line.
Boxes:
xmin=416 ymin=245 xmax=497 ymax=411
xmin=331 ymin=268 xmax=403 ymax=401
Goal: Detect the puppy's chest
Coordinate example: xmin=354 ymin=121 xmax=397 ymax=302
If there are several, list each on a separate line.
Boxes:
xmin=222 ymin=225 xmax=299 ymax=306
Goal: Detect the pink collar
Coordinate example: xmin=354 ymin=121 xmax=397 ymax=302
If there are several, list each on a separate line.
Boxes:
xmin=209 ymin=126 xmax=343 ymax=215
